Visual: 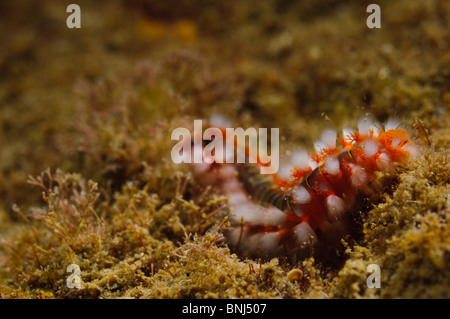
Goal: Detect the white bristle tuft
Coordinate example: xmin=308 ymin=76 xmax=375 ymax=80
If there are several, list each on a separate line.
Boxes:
xmin=264 ymin=207 xmax=288 ymax=226
xmin=321 ymin=129 xmax=337 ymax=148
xmin=292 ymin=205 xmax=304 ymax=217
xmin=342 ymin=128 xmax=353 ymax=140
xmin=232 ymin=203 xmax=286 ymax=227
xmin=341 ymin=128 xmax=355 ymax=148
xmin=403 ymin=143 xmax=418 ymax=157
xmin=292 ymin=222 xmax=316 ymax=244
xmin=291 ymin=150 xmax=310 ymax=170
xmin=376 ymin=152 xmax=390 ymax=170
xmin=358 ymin=118 xmax=376 ymax=136
xmin=193 ymin=162 xmax=210 ymax=174
xmin=308 ymin=158 xmax=318 ymax=170
xmin=218 ymin=164 xmax=237 ymax=178
xmin=277 ymin=164 xmax=293 ymax=180
xmin=231 ymin=204 xmax=262 ymax=225
xmin=222 ymin=178 xmax=242 ymax=193
xmin=209 ymin=113 xmax=232 ymax=128
xmin=392 ymin=138 xmax=401 ymax=147
xmin=326 ymin=195 xmax=346 ymax=219
xmin=324 ymin=156 xmax=340 ymax=175
xmin=349 ymin=164 xmax=368 ymax=189
xmin=363 ymin=139 xmax=379 ymax=158
xmin=250 ymin=232 xmax=282 ymax=254
xmin=372 ymin=128 xmax=380 ymax=137
xmin=292 ymin=185 xmax=311 ymax=204
xmin=318 ymin=181 xmax=331 ymax=192
xmin=384 ymin=118 xmax=400 ymax=131
xmin=228 ymin=192 xmax=248 ymax=206
xmin=224 ymin=227 xmax=244 ymax=248
xmin=314 ymin=141 xmax=326 ymax=153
